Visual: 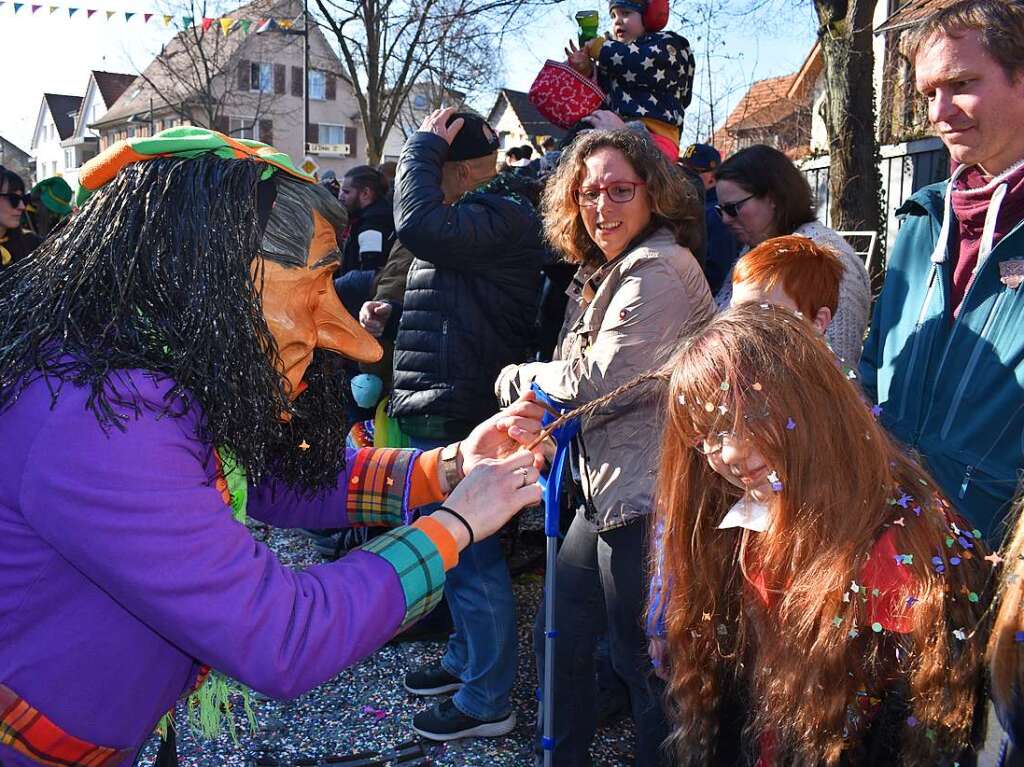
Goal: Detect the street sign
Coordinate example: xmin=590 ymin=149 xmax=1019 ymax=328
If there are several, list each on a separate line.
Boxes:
xmin=306 ymin=143 xmax=351 ymax=156
xmin=300 ymin=156 xmax=320 ymax=176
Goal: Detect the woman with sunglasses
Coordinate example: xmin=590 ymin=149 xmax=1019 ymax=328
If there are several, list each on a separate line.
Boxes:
xmin=496 ymin=129 xmax=714 ymax=766
xmin=0 ymin=167 xmax=42 ymax=268
xmin=712 ymin=144 xmax=870 ymax=366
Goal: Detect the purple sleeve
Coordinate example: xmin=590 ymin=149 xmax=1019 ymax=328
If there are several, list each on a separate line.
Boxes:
xmin=18 ymin=398 xmax=409 ymax=699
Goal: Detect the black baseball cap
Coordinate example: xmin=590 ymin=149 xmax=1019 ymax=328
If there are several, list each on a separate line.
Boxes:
xmin=447 ymin=112 xmax=500 ymax=161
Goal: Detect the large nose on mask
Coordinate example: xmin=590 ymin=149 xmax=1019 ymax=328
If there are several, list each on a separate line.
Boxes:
xmin=315 ymin=286 xmax=383 ymax=364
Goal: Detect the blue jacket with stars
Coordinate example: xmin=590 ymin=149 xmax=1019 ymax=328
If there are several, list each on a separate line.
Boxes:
xmin=595 ymin=31 xmax=695 ymax=129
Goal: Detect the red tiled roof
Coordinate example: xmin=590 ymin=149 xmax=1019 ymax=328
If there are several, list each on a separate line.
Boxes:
xmin=875 ymin=0 xmax=957 ymax=34
xmin=723 ymin=73 xmax=800 ymax=132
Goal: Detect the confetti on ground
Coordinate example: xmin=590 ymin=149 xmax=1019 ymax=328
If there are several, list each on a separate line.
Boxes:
xmin=136 ymin=525 xmax=636 ymax=767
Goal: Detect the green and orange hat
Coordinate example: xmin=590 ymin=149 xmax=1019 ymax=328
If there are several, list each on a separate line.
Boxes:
xmin=75 ymin=125 xmax=315 ymax=207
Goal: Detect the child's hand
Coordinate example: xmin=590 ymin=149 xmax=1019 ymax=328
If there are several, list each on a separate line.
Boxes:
xmin=565 ymin=40 xmax=594 ymax=76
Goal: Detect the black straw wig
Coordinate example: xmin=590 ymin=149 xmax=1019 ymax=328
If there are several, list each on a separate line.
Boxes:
xmin=0 ymin=154 xmax=351 ymax=489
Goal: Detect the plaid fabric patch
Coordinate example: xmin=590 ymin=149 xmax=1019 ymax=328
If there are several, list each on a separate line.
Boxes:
xmin=346 ymin=447 xmax=418 ymax=527
xmin=0 ymin=684 xmax=132 ymax=767
xmin=360 ymin=527 xmax=445 ymax=629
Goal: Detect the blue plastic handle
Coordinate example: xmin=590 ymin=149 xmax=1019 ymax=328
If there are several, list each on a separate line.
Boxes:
xmin=530 ymin=383 xmax=580 ymax=537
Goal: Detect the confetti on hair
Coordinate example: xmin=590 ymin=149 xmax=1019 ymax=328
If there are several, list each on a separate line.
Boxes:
xmin=720 ymin=381 xmax=730 ymax=391
xmin=1014 ymin=631 xmax=1024 ymax=643
xmin=871 ymin=622 xmax=883 ymax=633
xmin=767 ymin=470 xmax=783 ymax=492
xmin=894 ymin=554 xmax=913 ymax=566
xmin=752 ymin=382 xmax=763 ymax=391
xmin=849 ymin=581 xmax=860 ymax=594
xmin=906 ymin=596 xmax=919 ymax=608
xmin=950 ymin=556 xmax=961 ymax=566
xmin=968 ymin=592 xmax=979 ymax=603
xmin=953 ymin=629 xmax=966 ymax=641
xmin=704 ymin=402 xmax=714 ymax=412
xmin=907 ymin=716 xmax=918 ymax=727
xmin=677 ymin=394 xmax=686 ymax=405
xmin=985 ymin=552 xmax=1005 ymax=566
xmin=932 ymin=556 xmax=946 ymax=574
xmin=848 ymin=627 xmax=860 ymax=639
xmin=832 ymin=616 xmax=843 ymax=627
xmin=298 ymin=440 xmax=310 ymax=450
xmin=870 ymin=404 xmax=882 ymax=417
xmin=785 ymin=417 xmax=796 ymax=430
xmin=894 ymin=517 xmax=905 ymax=527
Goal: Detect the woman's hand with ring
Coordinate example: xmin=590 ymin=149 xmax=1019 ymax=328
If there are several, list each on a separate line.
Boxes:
xmin=458 ymin=391 xmax=548 ymax=476
xmin=430 ymin=450 xmax=542 ymax=549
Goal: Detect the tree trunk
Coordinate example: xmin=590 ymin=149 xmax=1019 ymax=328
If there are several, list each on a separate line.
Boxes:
xmin=814 ymin=0 xmax=886 ymax=287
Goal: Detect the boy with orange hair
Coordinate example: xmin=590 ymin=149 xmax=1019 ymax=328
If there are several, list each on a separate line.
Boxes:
xmin=729 ymin=234 xmax=843 ymax=337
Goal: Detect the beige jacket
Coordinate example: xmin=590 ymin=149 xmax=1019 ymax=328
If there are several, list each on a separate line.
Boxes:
xmin=495 ymin=228 xmax=715 ymax=530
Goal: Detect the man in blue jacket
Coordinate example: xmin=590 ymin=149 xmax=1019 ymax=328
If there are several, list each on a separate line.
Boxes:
xmin=679 ymin=143 xmax=738 ymax=294
xmin=860 ymin=0 xmax=1024 ymax=538
xmin=391 ymin=108 xmax=545 ymax=741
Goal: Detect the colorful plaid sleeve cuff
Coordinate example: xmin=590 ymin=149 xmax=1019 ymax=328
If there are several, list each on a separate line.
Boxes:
xmin=0 ymin=684 xmax=132 ymax=767
xmin=345 ymin=447 xmax=419 ymax=527
xmin=358 ymin=525 xmax=447 ymax=629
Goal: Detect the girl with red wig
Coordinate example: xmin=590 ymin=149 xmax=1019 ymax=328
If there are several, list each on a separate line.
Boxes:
xmin=649 ymin=303 xmax=990 ymax=766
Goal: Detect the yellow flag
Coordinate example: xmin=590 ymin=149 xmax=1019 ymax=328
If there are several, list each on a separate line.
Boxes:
xmin=162 ymin=13 xmax=171 ymax=25
xmin=278 ymin=18 xmax=293 ymax=29
xmin=105 ymin=9 xmax=114 ymax=18
xmin=219 ymin=16 xmax=232 ymax=34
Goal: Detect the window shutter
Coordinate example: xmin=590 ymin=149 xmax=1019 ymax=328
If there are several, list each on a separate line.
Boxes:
xmin=291 ymin=66 xmax=303 ymax=97
xmin=260 ymin=119 xmax=273 ymax=146
xmin=344 ymin=126 xmax=358 ymax=158
xmin=214 ymin=115 xmax=230 ymax=134
xmin=307 ymin=122 xmax=319 ymax=145
xmin=274 ymin=64 xmax=286 ymax=95
xmin=237 ymin=59 xmax=250 ymax=90
xmin=326 ymin=72 xmax=336 ymax=100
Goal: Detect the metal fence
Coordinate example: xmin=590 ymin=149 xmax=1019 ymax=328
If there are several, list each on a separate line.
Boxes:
xmin=799 ymin=136 xmax=949 ymax=269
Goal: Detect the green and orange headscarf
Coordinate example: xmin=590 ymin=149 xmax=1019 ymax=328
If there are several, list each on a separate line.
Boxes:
xmin=75 ymin=125 xmax=315 ymax=207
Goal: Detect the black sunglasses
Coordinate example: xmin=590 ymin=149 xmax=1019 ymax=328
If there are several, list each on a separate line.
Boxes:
xmin=715 ymin=194 xmax=755 ymax=219
xmin=2 ymin=192 xmax=30 ymax=208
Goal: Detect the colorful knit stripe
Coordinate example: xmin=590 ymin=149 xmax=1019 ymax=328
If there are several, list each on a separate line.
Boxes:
xmin=359 ymin=526 xmax=446 ymax=629
xmin=346 ymin=447 xmax=417 ymax=527
xmin=346 ymin=420 xmax=375 ymax=450
xmin=0 ymin=684 xmax=132 ymax=767
xmin=75 ymin=126 xmax=315 ymax=206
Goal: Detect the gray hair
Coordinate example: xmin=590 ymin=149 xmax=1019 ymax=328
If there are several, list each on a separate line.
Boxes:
xmin=261 ymin=174 xmax=347 ymax=267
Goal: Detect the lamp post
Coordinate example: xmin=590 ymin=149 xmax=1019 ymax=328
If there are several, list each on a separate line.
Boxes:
xmin=263 ymin=1 xmax=310 ymax=157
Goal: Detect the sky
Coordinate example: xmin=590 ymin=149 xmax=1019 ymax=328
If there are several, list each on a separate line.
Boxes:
xmin=1 ymin=0 xmax=818 ymax=154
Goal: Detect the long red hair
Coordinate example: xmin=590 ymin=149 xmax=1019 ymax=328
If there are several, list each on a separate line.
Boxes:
xmin=652 ymin=303 xmax=989 ymax=765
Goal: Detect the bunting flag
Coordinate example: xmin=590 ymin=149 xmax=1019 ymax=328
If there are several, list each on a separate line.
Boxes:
xmin=1 ymin=0 xmax=294 ymax=32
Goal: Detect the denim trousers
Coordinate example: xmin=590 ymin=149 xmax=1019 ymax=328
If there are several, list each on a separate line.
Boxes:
xmin=534 ymin=510 xmax=670 ymax=767
xmin=408 ymin=435 xmax=517 ymax=720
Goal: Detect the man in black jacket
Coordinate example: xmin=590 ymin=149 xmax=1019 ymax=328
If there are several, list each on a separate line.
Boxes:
xmin=392 ymin=108 xmax=545 ymax=741
xmin=334 ymin=165 xmax=396 ymax=316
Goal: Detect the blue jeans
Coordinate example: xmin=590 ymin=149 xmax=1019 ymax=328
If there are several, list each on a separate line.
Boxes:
xmin=408 ymin=435 xmax=517 ymax=720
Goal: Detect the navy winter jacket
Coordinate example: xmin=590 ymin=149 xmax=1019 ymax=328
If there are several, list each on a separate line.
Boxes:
xmin=595 ymin=31 xmax=696 ymax=129
xmin=389 ymin=132 xmax=546 ymax=431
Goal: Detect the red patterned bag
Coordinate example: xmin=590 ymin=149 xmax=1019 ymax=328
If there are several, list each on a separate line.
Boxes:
xmin=528 ymin=60 xmax=606 ymax=130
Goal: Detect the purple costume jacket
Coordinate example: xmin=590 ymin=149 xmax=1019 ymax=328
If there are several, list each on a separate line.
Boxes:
xmin=0 ymin=370 xmax=451 ymax=765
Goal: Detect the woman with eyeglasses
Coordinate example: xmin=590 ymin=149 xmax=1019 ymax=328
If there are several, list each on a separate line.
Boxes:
xmin=495 ymin=129 xmax=714 ymax=766
xmin=0 ymin=167 xmax=42 ymax=269
xmin=713 ymin=144 xmax=870 ymax=366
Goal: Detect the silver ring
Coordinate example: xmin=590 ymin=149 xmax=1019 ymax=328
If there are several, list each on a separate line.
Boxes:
xmin=517 ymin=467 xmax=530 ymax=487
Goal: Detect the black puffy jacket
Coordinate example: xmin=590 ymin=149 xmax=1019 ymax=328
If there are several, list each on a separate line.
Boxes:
xmin=389 ymin=132 xmax=546 ymax=431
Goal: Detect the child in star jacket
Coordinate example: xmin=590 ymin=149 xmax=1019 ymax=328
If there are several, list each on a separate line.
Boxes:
xmin=568 ymin=0 xmax=695 ymax=160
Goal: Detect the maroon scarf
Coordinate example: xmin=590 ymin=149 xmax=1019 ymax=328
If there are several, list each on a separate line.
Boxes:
xmin=949 ymin=159 xmax=1024 ymax=316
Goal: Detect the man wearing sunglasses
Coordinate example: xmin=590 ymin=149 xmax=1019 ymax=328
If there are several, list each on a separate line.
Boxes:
xmin=0 ymin=167 xmax=42 ymax=268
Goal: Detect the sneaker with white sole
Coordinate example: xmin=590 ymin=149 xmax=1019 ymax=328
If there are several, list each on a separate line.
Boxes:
xmin=412 ymin=698 xmax=516 ymax=741
xmin=403 ymin=661 xmax=463 ymax=696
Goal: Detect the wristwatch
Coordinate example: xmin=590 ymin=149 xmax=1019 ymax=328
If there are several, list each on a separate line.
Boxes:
xmin=440 ymin=441 xmax=463 ymax=492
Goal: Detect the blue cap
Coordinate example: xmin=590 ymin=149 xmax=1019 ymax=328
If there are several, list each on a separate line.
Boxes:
xmin=609 ymin=0 xmax=645 ymax=12
xmin=680 ymin=143 xmax=722 ymax=173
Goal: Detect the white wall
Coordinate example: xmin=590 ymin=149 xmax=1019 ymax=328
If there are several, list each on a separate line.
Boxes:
xmin=31 ymin=103 xmax=66 ymax=184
